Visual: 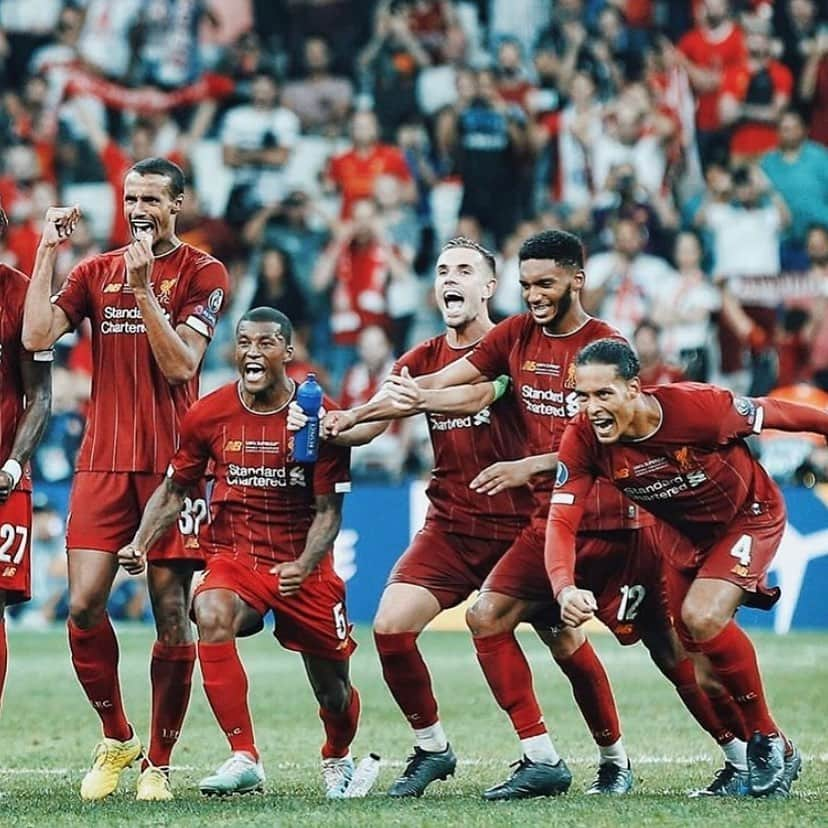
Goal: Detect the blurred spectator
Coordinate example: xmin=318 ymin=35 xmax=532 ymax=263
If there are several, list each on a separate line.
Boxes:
xmin=0 ymin=0 xmax=63 ymax=87
xmin=404 ymin=0 xmax=457 ymax=63
xmin=633 ymin=320 xmax=686 ymax=386
xmin=439 ymin=68 xmax=530 ymax=247
xmin=313 ymin=198 xmax=414 ymax=386
xmin=590 ymin=161 xmax=676 ymax=258
xmin=802 ymin=225 xmax=828 ymax=389
xmin=776 ymin=0 xmax=822 ymax=102
xmin=677 ymin=0 xmax=746 ymax=165
xmin=221 ymin=69 xmax=301 ymax=224
xmin=282 ymin=36 xmax=354 ymax=135
xmin=584 ymin=216 xmax=679 ymax=340
xmin=761 ymin=108 xmax=828 ymax=264
xmin=177 ymin=184 xmax=241 ymax=263
xmin=5 ymin=180 xmax=57 ymax=275
xmin=719 ymin=21 xmax=793 ymax=163
xmin=242 ymin=188 xmax=330 ymax=290
xmin=28 ymin=6 xmax=84 ymax=114
xmin=592 ymin=99 xmax=669 ymax=204
xmin=135 ymin=0 xmax=219 ymax=89
xmin=249 ymin=246 xmax=311 ymax=341
xmin=800 ymin=21 xmax=828 ymax=144
xmin=374 ymin=173 xmax=421 ymax=260
xmin=359 ymin=0 xmax=432 ymax=140
xmin=652 ymin=229 xmax=721 ymax=381
xmin=341 ymin=324 xmax=409 ymax=480
xmin=215 ymin=30 xmax=279 ymax=111
xmin=286 ymin=331 xmax=333 ymax=392
xmin=494 ymin=38 xmax=535 ymax=113
xmin=416 ymin=24 xmax=468 ymax=117
xmin=396 ymin=120 xmax=438 ymax=233
xmin=553 ymin=69 xmax=603 ymax=230
xmin=22 ymin=493 xmax=66 ymax=627
xmin=77 ymin=0 xmax=144 ymax=82
xmin=325 ymin=110 xmax=415 ymax=217
xmin=697 ymin=164 xmax=790 ymax=392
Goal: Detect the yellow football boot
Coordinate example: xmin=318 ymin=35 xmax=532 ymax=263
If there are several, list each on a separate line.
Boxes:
xmin=136 ymin=764 xmax=173 ymax=801
xmin=79 ymin=731 xmax=143 ymax=800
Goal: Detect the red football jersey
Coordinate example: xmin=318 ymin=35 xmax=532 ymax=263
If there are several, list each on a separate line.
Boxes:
xmin=168 ymin=382 xmax=351 ymax=569
xmin=396 ymin=334 xmax=534 ymax=540
xmin=467 ymin=313 xmax=650 ymax=531
xmin=548 ymin=383 xmax=785 ymax=595
xmin=53 ymin=243 xmax=228 ymax=473
xmin=1 ymin=264 xmax=51 ymax=492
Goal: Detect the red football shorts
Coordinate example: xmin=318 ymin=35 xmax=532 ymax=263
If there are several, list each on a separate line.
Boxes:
xmin=192 ymin=555 xmax=357 ymax=661
xmin=483 ymin=517 xmax=672 ymax=644
xmin=66 ymin=471 xmax=206 ymax=564
xmin=387 ymin=520 xmax=515 ymax=608
xmin=663 ymin=503 xmax=785 ymax=624
xmin=0 ymin=490 xmax=32 ymax=605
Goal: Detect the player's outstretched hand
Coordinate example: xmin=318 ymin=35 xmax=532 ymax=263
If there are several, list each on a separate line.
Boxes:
xmin=117 ymin=543 xmax=147 ymax=575
xmin=272 ymin=560 xmax=309 ymax=596
xmin=41 ymin=205 xmax=82 ymax=247
xmin=558 ymin=586 xmax=597 ymax=627
xmin=125 ymin=230 xmax=154 ymax=290
xmin=384 ymin=367 xmax=424 ymax=413
xmin=322 ymin=409 xmax=356 ymax=438
xmin=470 ymin=458 xmax=533 ymax=495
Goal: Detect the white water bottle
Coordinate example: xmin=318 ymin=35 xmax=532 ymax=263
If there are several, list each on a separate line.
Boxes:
xmin=343 ymin=753 xmax=381 ymax=798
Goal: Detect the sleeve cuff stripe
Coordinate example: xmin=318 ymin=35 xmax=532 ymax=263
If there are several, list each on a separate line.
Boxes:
xmin=753 ymin=406 xmax=764 ymax=434
xmin=33 ymin=350 xmax=54 ymax=362
xmin=551 ymin=493 xmax=575 ymax=504
xmin=335 ymin=482 xmax=352 ymax=493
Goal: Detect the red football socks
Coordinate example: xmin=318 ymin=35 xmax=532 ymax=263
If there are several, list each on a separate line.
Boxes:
xmin=198 ymin=640 xmax=258 ymax=759
xmin=473 ymin=632 xmax=547 ymax=739
xmin=68 ymin=615 xmax=131 ymax=742
xmin=145 ymin=641 xmax=195 ymax=769
xmin=665 ymin=658 xmax=736 ymax=744
xmin=320 ymin=685 xmax=361 ymax=759
xmin=374 ymin=631 xmax=439 ymax=729
xmin=554 ymin=639 xmax=621 ymax=746
xmin=0 ymin=620 xmax=7 ymax=711
xmin=697 ymin=621 xmax=778 ymax=736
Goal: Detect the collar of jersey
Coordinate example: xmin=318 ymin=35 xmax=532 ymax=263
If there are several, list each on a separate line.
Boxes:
xmin=236 ymin=379 xmax=296 ymax=416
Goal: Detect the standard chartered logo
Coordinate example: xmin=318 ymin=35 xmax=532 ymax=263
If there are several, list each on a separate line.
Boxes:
xmin=521 ymin=384 xmax=580 ymax=417
xmin=429 ymin=406 xmax=492 ymax=431
xmin=100 ymin=305 xmax=171 ymax=335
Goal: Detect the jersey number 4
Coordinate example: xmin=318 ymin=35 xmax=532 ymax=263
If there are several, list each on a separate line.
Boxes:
xmin=0 ymin=523 xmax=28 ymax=565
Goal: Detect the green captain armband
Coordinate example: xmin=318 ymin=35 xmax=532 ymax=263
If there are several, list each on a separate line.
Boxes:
xmin=491 ymin=374 xmax=510 ymax=401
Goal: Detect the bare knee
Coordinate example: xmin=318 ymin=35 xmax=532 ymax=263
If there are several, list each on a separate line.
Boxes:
xmin=681 ymin=601 xmax=729 ymax=643
xmin=544 ymin=624 xmax=585 ymax=659
xmin=68 ymin=592 xmax=108 ymax=629
xmin=194 ymin=598 xmax=235 ymax=644
xmin=465 ymin=593 xmax=517 ymax=637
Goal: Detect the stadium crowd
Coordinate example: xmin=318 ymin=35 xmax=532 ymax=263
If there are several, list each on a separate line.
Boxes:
xmin=0 ymin=0 xmax=826 ymax=636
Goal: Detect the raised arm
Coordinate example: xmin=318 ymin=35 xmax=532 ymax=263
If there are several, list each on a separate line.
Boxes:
xmin=0 ymin=356 xmax=52 ymax=502
xmin=126 ymin=234 xmax=209 ymax=384
xmin=756 ymin=397 xmax=828 ymax=435
xmin=21 ymin=207 xmax=80 ymax=350
xmin=274 ymin=493 xmax=344 ymax=596
xmin=117 ymin=476 xmax=188 ymax=574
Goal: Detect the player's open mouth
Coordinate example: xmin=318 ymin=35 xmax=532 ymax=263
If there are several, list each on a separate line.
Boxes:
xmin=244 ymin=364 xmax=266 ymax=380
xmin=131 ymin=220 xmax=154 ymax=236
xmin=442 ymin=290 xmax=464 ymax=311
xmin=591 ymin=416 xmax=614 ymax=436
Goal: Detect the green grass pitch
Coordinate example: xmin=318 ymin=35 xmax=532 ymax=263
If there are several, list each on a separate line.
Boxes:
xmin=0 ymin=625 xmax=826 ymax=826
